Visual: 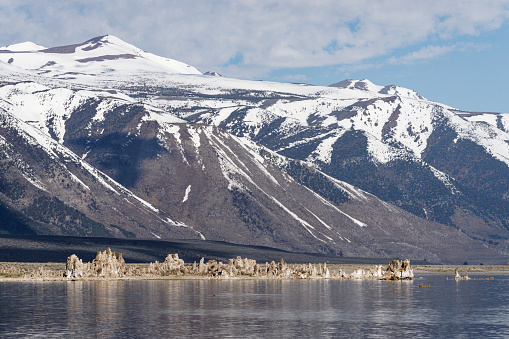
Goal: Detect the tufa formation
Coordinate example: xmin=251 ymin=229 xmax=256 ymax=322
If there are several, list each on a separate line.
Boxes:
xmin=63 ymin=248 xmax=414 ymax=280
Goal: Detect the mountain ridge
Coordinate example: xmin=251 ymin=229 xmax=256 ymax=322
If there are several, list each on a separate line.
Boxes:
xmin=1 ymin=35 xmax=508 ymax=264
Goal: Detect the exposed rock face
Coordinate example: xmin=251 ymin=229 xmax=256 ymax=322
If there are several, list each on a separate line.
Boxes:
xmin=185 ymin=257 xmax=261 ymax=278
xmin=3 ymin=36 xmax=509 ymax=265
xmin=229 ymin=256 xmax=258 ymax=276
xmin=349 ymin=265 xmax=383 ymax=279
xmin=148 ymin=254 xmax=185 ymax=275
xmin=381 ymin=259 xmax=414 ymax=280
xmin=188 ymin=257 xmax=333 ymax=279
xmin=64 ymin=247 xmax=126 ymax=279
xmin=265 ymin=259 xmax=291 ymax=278
xmin=62 ymin=249 xmax=414 ymax=281
xmin=92 ymin=247 xmax=126 ymax=277
xmin=65 ymin=254 xmax=85 ymax=279
xmin=290 ymin=262 xmax=333 ymax=279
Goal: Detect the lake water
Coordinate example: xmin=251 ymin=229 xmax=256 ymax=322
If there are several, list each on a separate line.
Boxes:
xmin=1 ymin=274 xmax=508 ymax=338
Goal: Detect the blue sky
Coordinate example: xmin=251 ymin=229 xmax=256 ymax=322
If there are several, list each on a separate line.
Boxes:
xmin=1 ymin=0 xmax=508 ymax=112
xmin=268 ymin=24 xmax=509 ymax=113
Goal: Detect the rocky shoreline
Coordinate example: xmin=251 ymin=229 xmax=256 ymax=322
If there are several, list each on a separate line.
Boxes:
xmin=2 ymin=248 xmax=508 ymax=282
xmin=2 ymin=248 xmax=416 ymax=281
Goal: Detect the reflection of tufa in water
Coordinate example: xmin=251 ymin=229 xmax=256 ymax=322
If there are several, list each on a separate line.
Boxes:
xmin=63 ymin=248 xmax=414 ymax=281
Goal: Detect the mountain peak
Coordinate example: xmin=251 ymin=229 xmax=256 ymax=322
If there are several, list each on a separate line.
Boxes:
xmin=329 ymin=79 xmax=425 ymax=100
xmin=38 ymin=34 xmax=136 ymax=55
xmin=0 ymin=35 xmax=202 ymax=77
xmin=1 ymin=37 xmax=509 ymax=263
xmin=204 ymin=71 xmax=222 ymax=77
xmin=84 ymin=35 xmax=110 ymax=43
xmin=80 ymin=35 xmax=136 ymax=52
xmin=329 ymin=79 xmax=382 ymax=92
xmin=0 ymin=41 xmax=46 ymax=52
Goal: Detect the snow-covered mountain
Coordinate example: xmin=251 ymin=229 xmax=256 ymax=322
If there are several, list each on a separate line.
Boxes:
xmin=1 ymin=35 xmax=508 ymax=263
xmin=0 ymin=35 xmax=201 ymax=80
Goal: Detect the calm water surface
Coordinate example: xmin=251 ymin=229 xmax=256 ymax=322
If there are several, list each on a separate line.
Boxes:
xmin=1 ymin=274 xmax=508 ymax=338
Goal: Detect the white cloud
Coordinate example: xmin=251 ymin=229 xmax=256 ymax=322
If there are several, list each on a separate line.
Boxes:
xmin=388 ymin=42 xmax=490 ymax=65
xmin=1 ymin=0 xmax=508 ymax=79
xmin=279 ymin=73 xmax=310 ymax=83
xmin=390 ymin=45 xmax=457 ymax=64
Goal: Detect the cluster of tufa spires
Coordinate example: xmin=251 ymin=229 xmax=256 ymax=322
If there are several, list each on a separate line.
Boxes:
xmin=64 ymin=248 xmax=414 ymax=280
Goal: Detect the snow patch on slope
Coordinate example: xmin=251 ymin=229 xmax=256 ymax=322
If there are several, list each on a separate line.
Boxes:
xmin=268 ymin=195 xmax=328 ymax=243
xmin=0 ymin=134 xmax=48 ymax=191
xmin=303 ymin=186 xmax=368 ymax=228
xmin=306 ymin=131 xmax=345 ymax=164
xmin=182 ymin=185 xmax=191 ymax=203
xmin=233 ymin=135 xmax=279 ymax=186
xmin=205 ymin=129 xmax=254 ymax=190
xmin=158 ymin=123 xmax=190 ymax=164
xmin=429 ymin=166 xmax=458 ymax=195
xmin=365 ymin=132 xmax=407 ymax=164
xmin=448 ymin=110 xmax=509 ymax=166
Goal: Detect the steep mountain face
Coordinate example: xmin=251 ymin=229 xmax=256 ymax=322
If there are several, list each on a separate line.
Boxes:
xmin=165 ymin=78 xmax=509 ymax=243
xmin=0 ymin=108 xmax=200 ymax=239
xmin=0 ymin=35 xmax=508 ymax=263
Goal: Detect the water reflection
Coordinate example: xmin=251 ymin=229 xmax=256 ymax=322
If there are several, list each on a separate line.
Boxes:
xmin=66 ymin=281 xmax=132 ymax=337
xmin=60 ymin=279 xmax=431 ymax=337
xmin=1 ymin=275 xmax=509 ymax=338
